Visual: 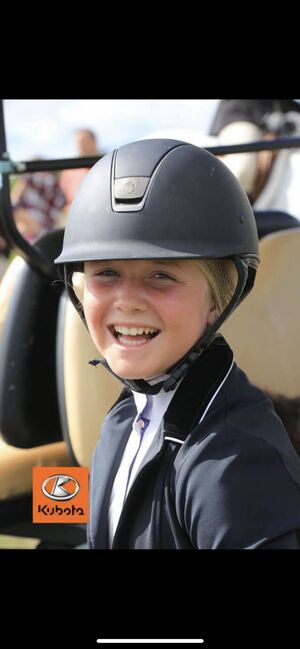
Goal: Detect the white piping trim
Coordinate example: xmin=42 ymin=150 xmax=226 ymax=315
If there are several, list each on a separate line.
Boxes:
xmin=164 ymin=360 xmax=234 ymax=442
xmin=199 ymin=359 xmax=234 ymax=423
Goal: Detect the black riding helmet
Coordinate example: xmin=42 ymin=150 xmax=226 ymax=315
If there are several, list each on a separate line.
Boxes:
xmin=55 ymin=139 xmax=259 ymax=393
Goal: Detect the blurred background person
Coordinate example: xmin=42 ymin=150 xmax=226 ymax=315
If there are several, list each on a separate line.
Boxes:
xmin=60 ymin=128 xmax=102 ymax=216
xmin=209 ymin=99 xmax=300 ymax=218
xmin=11 ymin=162 xmax=66 ymax=243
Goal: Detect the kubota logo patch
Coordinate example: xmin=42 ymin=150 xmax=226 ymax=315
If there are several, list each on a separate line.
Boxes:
xmin=32 ymin=466 xmax=89 ymax=523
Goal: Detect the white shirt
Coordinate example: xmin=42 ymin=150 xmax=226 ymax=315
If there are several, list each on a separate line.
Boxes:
xmin=108 ymin=386 xmax=177 ymax=547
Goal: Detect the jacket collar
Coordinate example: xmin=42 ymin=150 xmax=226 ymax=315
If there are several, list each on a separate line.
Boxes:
xmin=162 ymin=335 xmax=234 ymax=443
xmin=90 ymin=336 xmax=234 ymax=547
xmin=130 ymin=337 xmax=234 ymax=490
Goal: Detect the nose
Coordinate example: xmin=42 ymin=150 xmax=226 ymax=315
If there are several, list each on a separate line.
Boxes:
xmin=113 ymin=278 xmax=148 ymax=313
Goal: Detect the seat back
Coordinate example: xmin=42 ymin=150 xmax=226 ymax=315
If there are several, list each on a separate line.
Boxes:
xmin=56 ymin=283 xmax=121 ymax=467
xmin=221 ymin=228 xmax=300 ymax=397
xmin=0 ymin=230 xmax=65 ymax=447
xmin=254 ymin=209 xmax=299 ymax=239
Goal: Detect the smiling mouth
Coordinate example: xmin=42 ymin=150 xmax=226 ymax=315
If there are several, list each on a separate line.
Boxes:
xmin=108 ymin=325 xmax=161 ymax=345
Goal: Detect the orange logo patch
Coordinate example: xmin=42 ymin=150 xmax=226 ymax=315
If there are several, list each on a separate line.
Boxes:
xmin=32 ymin=467 xmax=89 ymax=523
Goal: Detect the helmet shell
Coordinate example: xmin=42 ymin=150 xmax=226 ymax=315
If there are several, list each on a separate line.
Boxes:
xmin=55 ymin=139 xmax=259 ymax=267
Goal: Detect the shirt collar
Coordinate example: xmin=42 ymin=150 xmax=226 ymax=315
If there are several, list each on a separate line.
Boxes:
xmin=132 ymin=383 xmax=178 ymax=425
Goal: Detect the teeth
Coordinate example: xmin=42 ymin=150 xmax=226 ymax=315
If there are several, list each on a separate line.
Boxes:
xmin=114 ymin=325 xmax=158 ymax=336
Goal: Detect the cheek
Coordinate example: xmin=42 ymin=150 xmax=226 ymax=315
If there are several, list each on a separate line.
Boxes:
xmin=83 ymin=289 xmax=104 ymax=331
xmin=158 ymin=291 xmax=205 ymax=336
xmin=175 ymin=288 xmax=213 ymax=337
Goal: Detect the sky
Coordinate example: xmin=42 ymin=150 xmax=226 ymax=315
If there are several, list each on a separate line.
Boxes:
xmin=3 ymin=99 xmax=219 ymax=161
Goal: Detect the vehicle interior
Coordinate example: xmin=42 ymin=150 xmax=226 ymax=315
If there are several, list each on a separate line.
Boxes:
xmin=1 ymin=100 xmax=300 ymax=548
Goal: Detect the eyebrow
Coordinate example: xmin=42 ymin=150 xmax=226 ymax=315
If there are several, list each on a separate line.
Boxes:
xmin=152 ymin=259 xmax=182 ymax=267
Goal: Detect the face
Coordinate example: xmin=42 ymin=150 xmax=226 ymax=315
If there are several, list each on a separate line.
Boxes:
xmin=83 ymin=259 xmax=217 ymax=381
xmin=75 ymin=130 xmax=97 ymax=156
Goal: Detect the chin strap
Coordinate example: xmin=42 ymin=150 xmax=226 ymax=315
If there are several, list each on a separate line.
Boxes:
xmin=66 ymin=258 xmax=249 ymax=395
xmin=88 ymin=358 xmax=168 ymax=394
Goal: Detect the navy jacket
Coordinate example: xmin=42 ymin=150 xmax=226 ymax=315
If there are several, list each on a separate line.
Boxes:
xmin=88 ymin=337 xmax=300 ymax=549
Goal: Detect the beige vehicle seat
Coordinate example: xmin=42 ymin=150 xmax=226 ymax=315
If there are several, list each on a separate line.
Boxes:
xmin=56 ymin=273 xmax=121 ymax=468
xmin=221 ymin=228 xmax=300 ymax=397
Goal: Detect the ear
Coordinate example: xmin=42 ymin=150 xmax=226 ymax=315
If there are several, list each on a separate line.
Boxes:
xmin=207 ymin=303 xmax=218 ymax=326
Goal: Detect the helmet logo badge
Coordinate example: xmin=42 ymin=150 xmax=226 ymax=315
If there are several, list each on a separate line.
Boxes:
xmin=124 ymin=180 xmax=135 ymax=195
xmin=114 ymin=177 xmax=150 ymax=202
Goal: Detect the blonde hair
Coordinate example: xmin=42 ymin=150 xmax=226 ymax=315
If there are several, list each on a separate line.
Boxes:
xmin=194 ymin=259 xmax=238 ymax=316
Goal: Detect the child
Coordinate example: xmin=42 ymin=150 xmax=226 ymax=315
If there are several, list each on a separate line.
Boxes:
xmin=56 ymin=139 xmax=300 ymax=549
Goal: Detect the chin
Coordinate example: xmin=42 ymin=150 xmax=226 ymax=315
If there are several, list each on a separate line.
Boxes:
xmin=109 ymin=363 xmax=157 ymax=381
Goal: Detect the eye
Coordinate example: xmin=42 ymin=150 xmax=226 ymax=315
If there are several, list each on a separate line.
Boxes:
xmin=149 ymin=271 xmax=177 ymax=283
xmin=154 ymin=272 xmax=172 ymax=279
xmin=87 ymin=268 xmax=120 ymax=281
xmin=96 ymin=269 xmax=119 ymax=277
